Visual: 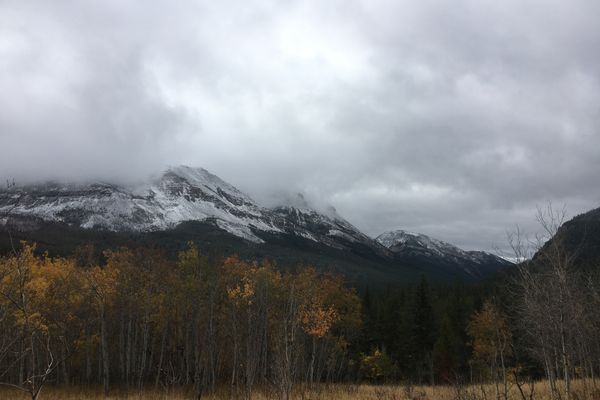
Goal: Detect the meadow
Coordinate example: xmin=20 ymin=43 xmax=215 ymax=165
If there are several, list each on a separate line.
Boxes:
xmin=1 ymin=380 xmax=598 ymax=400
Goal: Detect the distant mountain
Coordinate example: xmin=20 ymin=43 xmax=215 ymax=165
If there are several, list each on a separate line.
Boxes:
xmin=376 ymin=230 xmax=512 ymax=279
xmin=0 ymin=166 xmax=509 ymax=284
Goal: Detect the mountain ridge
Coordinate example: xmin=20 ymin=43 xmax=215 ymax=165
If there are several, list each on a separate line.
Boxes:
xmin=376 ymin=230 xmax=512 ymax=279
xmin=0 ymin=165 xmax=510 ymax=282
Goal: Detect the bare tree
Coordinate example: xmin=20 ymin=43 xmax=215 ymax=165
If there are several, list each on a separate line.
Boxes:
xmin=508 ymin=203 xmax=598 ymax=400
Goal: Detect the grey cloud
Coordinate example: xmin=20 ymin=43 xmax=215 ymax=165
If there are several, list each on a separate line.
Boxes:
xmin=1 ymin=0 xmax=600 ymax=252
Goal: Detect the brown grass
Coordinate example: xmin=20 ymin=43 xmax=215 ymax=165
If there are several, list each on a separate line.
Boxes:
xmin=1 ymin=380 xmax=600 ymax=400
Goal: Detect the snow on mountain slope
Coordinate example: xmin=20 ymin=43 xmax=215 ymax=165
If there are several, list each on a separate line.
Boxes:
xmin=0 ymin=166 xmax=281 ymax=243
xmin=377 ymin=230 xmax=476 ymax=260
xmin=0 ymin=166 xmax=382 ymax=251
xmin=376 ymin=230 xmax=511 ymax=278
xmin=270 ymin=194 xmax=387 ymax=253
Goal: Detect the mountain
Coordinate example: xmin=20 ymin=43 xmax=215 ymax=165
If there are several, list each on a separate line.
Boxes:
xmin=376 ymin=230 xmax=512 ymax=279
xmin=533 ymin=206 xmax=600 ymax=270
xmin=0 ymin=166 xmax=508 ymax=284
xmin=0 ymin=166 xmax=281 ymax=243
xmin=0 ymin=166 xmax=384 ymax=251
xmin=271 ymin=194 xmax=392 ymax=259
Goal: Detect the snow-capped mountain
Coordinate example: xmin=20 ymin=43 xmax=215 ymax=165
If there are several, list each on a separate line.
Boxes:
xmin=0 ymin=166 xmax=380 ymax=251
xmin=271 ymin=193 xmax=389 ymax=255
xmin=376 ymin=230 xmax=511 ymax=278
xmin=0 ymin=166 xmax=282 ymax=243
xmin=377 ymin=230 xmax=483 ymax=261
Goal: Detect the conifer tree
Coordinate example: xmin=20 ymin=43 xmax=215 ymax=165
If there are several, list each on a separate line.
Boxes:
xmin=411 ymin=276 xmax=436 ymax=384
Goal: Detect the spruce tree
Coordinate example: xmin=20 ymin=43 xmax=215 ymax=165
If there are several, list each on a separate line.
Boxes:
xmin=411 ymin=275 xmax=436 ymax=384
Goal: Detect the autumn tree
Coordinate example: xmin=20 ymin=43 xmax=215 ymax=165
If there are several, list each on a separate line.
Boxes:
xmin=0 ymin=244 xmax=84 ymax=399
xmin=0 ymin=241 xmax=364 ymax=398
xmin=467 ymin=300 xmax=512 ymax=400
xmin=83 ymin=254 xmax=119 ymax=396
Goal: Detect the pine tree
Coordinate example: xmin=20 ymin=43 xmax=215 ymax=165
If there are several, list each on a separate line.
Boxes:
xmin=434 ymin=315 xmax=460 ymax=383
xmin=410 ymin=275 xmax=436 ymax=384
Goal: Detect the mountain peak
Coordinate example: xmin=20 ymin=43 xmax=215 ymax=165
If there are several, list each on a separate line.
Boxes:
xmin=165 ymin=165 xmax=211 ymax=179
xmin=376 ymin=229 xmax=511 ymax=279
xmin=0 ymin=166 xmax=378 ymax=251
xmin=161 ymin=165 xmax=256 ymax=203
xmin=377 ymin=230 xmax=456 ymax=252
xmin=273 ymin=192 xmax=341 ymax=221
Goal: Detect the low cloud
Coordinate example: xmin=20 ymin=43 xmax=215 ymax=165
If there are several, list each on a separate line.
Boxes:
xmin=1 ymin=0 xmax=599 ymax=251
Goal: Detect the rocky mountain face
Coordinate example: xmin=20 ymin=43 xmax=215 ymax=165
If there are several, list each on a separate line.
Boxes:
xmin=0 ymin=166 xmax=382 ymax=250
xmin=0 ymin=166 xmax=510 ymax=282
xmin=533 ymin=206 xmax=600 ymax=270
xmin=1 ymin=167 xmax=277 ymax=242
xmin=376 ymin=230 xmax=512 ymax=279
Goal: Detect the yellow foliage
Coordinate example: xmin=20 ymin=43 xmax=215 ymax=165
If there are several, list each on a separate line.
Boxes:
xmin=467 ymin=301 xmax=512 ymax=363
xmin=300 ymin=303 xmax=338 ymax=338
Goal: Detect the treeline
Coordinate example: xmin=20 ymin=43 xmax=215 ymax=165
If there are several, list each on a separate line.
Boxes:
xmin=0 ymin=239 xmax=511 ymax=399
xmin=0 ymin=243 xmax=362 ymax=399
xmin=360 ymin=279 xmax=487 ymax=385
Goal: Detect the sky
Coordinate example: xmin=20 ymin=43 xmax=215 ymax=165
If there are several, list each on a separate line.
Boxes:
xmin=1 ymin=0 xmax=600 ymax=252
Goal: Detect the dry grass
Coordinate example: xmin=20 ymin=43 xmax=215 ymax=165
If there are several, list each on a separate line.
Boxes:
xmin=1 ymin=380 xmax=600 ymax=400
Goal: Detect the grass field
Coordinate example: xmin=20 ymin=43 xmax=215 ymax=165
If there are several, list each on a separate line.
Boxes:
xmin=1 ymin=380 xmax=599 ymax=400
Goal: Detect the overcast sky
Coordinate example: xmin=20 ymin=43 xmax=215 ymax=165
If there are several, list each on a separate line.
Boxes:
xmin=1 ymin=0 xmax=600 ymax=252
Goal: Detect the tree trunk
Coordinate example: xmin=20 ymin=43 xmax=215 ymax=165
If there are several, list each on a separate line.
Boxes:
xmin=560 ymin=310 xmax=571 ymax=400
xmin=100 ymin=304 xmax=110 ymax=397
xmin=155 ymin=321 xmax=168 ymax=388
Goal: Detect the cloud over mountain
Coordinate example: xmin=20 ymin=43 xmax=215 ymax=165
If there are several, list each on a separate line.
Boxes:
xmin=1 ymin=0 xmax=600 ymax=251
